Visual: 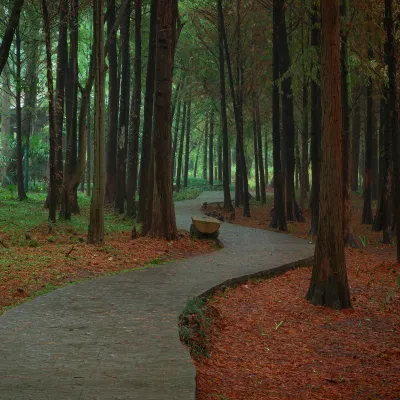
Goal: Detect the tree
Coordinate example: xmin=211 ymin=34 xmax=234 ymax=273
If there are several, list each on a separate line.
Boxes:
xmin=149 ymin=0 xmax=177 ymax=240
xmin=0 ymin=0 xmax=24 ymax=76
xmin=88 ymin=0 xmax=106 ymax=244
xmin=384 ymin=0 xmax=399 ymax=260
xmin=306 ymin=0 xmax=351 ymax=310
xmin=184 ymin=98 xmax=191 ymax=187
xmin=126 ymin=0 xmax=142 ymax=218
xmin=270 ymin=0 xmax=286 ymax=231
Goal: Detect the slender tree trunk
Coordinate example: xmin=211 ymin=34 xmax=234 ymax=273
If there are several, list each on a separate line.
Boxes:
xmin=88 ymin=0 xmax=106 ymax=244
xmin=372 ymin=101 xmax=379 ymax=201
xmin=176 ymin=101 xmax=186 ymax=193
xmin=172 ymin=100 xmax=182 ymax=181
xmin=340 ymin=0 xmax=355 ymax=246
xmin=209 ymin=108 xmax=214 ymax=186
xmin=127 ymin=0 xmax=142 ymax=218
xmin=203 ymin=117 xmax=208 ymax=181
xmin=15 ymin=26 xmax=26 ymax=200
xmin=138 ymin=0 xmax=157 ymax=226
xmin=194 ymin=146 xmax=200 ymax=178
xmin=184 ymin=99 xmax=191 ymax=187
xmin=149 ymin=0 xmax=177 ymax=240
xmin=217 ymin=136 xmax=222 ymax=182
xmin=351 ymin=86 xmax=361 ymax=191
xmin=255 ymin=94 xmax=266 ymax=204
xmin=300 ymin=81 xmax=309 ymax=209
xmin=86 ymin=94 xmax=91 ymax=197
xmin=362 ymin=52 xmax=374 ymax=225
xmin=385 ymin=0 xmax=399 ymax=260
xmin=306 ymin=0 xmax=351 ymax=310
xmin=41 ymin=0 xmax=58 ymax=223
xmin=270 ymin=0 xmax=287 ymax=230
xmin=253 ymin=97 xmax=260 ymax=201
xmin=0 ymin=0 xmax=24 ymax=76
xmin=310 ymin=4 xmax=322 ymax=236
xmin=264 ymin=131 xmax=268 ymax=187
xmin=216 ymin=8 xmax=233 ymax=210
xmin=105 ymin=0 xmax=119 ymax=206
xmin=1 ymin=68 xmax=10 ymax=186
xmin=115 ymin=2 xmax=131 ymax=214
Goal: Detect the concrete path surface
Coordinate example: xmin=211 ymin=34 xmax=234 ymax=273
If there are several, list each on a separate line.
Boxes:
xmin=0 ymin=192 xmax=314 ymax=400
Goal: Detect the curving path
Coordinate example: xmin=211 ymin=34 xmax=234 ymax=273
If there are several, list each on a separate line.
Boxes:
xmin=0 ymin=192 xmax=313 ymax=400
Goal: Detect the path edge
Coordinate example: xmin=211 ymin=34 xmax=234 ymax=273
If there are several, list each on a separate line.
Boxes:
xmin=188 ymin=255 xmax=314 ymax=399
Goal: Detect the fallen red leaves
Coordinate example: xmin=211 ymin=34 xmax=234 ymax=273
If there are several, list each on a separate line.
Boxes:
xmin=195 ymin=250 xmax=400 ymax=399
xmin=196 ymin=194 xmax=400 ymax=399
xmin=0 ymin=230 xmax=216 ymax=312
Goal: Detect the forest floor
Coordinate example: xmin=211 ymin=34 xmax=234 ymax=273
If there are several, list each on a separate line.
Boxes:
xmin=0 ymin=190 xmax=216 ymax=314
xmin=194 ymin=192 xmax=400 ymax=399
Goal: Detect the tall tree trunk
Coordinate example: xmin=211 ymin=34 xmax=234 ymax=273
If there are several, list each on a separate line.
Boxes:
xmin=310 ymin=4 xmax=322 ymax=236
xmin=127 ymin=0 xmax=142 ymax=218
xmin=209 ymin=108 xmax=214 ymax=186
xmin=15 ymin=26 xmax=26 ymax=200
xmin=172 ymin=100 xmax=182 ymax=180
xmin=306 ymin=0 xmax=351 ymax=310
xmin=384 ymin=0 xmax=399 ymax=260
xmin=1 ymin=68 xmax=10 ymax=186
xmin=351 ymin=86 xmax=361 ymax=191
xmin=300 ymin=81 xmax=309 ymax=209
xmin=264 ymin=131 xmax=268 ymax=187
xmin=184 ymin=99 xmax=191 ymax=187
xmin=149 ymin=0 xmax=177 ymax=240
xmin=340 ymin=0 xmax=355 ymax=246
xmin=217 ymin=136 xmax=222 ymax=182
xmin=217 ymin=4 xmax=233 ymax=210
xmin=255 ymin=93 xmax=266 ymax=204
xmin=270 ymin=0 xmax=287 ymax=230
xmin=138 ymin=0 xmax=157 ymax=226
xmin=0 ymin=0 xmax=24 ymax=75
xmin=105 ymin=0 xmax=119 ymax=206
xmin=55 ymin=0 xmax=68 ymax=198
xmin=203 ymin=117 xmax=208 ymax=180
xmin=253 ymin=97 xmax=260 ymax=201
xmin=372 ymin=101 xmax=379 ymax=201
xmin=280 ymin=5 xmax=300 ymax=221
xmin=362 ymin=51 xmax=374 ymax=224
xmin=41 ymin=0 xmax=58 ymax=223
xmin=86 ymin=94 xmax=91 ymax=197
xmin=62 ymin=0 xmax=80 ymax=219
xmin=194 ymin=146 xmax=200 ymax=178
xmin=115 ymin=2 xmax=131 ymax=214
xmin=176 ymin=101 xmax=186 ymax=193
xmin=88 ymin=0 xmax=106 ymax=244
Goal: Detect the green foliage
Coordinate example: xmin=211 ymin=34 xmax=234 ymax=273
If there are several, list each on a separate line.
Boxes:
xmin=178 ymin=296 xmax=211 ymax=359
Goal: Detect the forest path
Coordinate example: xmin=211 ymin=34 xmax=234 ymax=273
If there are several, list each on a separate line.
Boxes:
xmin=0 ymin=191 xmax=313 ymax=400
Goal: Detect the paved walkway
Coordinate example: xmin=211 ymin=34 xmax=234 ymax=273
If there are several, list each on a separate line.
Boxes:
xmin=0 ymin=192 xmax=313 ymax=400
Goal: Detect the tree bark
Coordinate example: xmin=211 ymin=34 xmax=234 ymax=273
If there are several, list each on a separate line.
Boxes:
xmin=41 ymin=0 xmax=58 ymax=223
xmin=127 ymin=0 xmax=142 ymax=218
xmin=184 ymin=99 xmax=191 ymax=187
xmin=351 ymin=86 xmax=361 ymax=191
xmin=384 ymin=0 xmax=400 ymax=260
xmin=105 ymin=0 xmax=119 ymax=206
xmin=138 ymin=0 xmax=157 ymax=225
xmin=270 ymin=0 xmax=287 ymax=230
xmin=86 ymin=93 xmax=91 ymax=197
xmin=300 ymin=81 xmax=309 ymax=209
xmin=176 ymin=101 xmax=186 ymax=193
xmin=209 ymin=108 xmax=214 ymax=186
xmin=88 ymin=0 xmax=106 ymax=244
xmin=149 ymin=0 xmax=177 ymax=240
xmin=340 ymin=0 xmax=355 ymax=246
xmin=255 ymin=93 xmax=266 ymax=204
xmin=15 ymin=26 xmax=26 ymax=200
xmin=115 ymin=1 xmax=131 ymax=214
xmin=252 ymin=95 xmax=260 ymax=201
xmin=0 ymin=0 xmax=24 ymax=76
xmin=362 ymin=50 xmax=374 ymax=225
xmin=306 ymin=0 xmax=351 ymax=310
xmin=309 ymin=4 xmax=322 ymax=236
xmin=203 ymin=116 xmax=208 ymax=180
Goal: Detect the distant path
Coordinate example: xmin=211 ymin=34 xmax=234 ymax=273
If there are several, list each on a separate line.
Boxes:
xmin=0 ymin=192 xmax=313 ymax=400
